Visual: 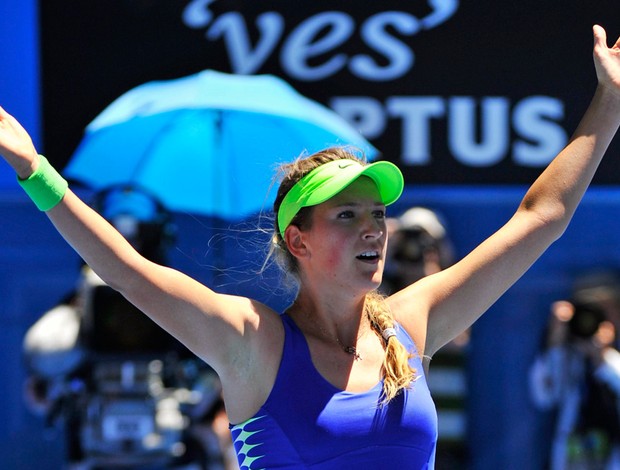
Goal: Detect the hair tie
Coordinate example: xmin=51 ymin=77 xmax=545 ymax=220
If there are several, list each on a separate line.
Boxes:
xmin=381 ymin=327 xmax=397 ymax=342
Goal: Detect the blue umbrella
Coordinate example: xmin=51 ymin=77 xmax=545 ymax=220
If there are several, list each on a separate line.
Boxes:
xmin=64 ymin=70 xmax=377 ymax=219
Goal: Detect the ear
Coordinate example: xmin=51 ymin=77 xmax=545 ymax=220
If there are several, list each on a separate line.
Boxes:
xmin=284 ymin=224 xmax=308 ymax=259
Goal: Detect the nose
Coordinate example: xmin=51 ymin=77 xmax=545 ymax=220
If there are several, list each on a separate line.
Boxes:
xmin=361 ymin=214 xmax=384 ymax=240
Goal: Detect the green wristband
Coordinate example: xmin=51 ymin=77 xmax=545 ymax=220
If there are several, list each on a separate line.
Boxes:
xmin=17 ymin=155 xmax=68 ymax=211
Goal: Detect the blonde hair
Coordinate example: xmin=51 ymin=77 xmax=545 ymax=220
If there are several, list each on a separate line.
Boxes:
xmin=365 ymin=290 xmax=417 ymax=403
xmin=269 ymin=147 xmax=417 ymax=402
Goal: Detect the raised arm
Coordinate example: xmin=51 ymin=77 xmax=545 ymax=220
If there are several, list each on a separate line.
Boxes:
xmin=0 ymin=107 xmax=283 ymax=413
xmin=391 ymin=25 xmax=620 ymax=357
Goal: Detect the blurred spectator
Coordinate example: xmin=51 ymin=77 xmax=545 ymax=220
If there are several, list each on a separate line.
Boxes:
xmin=381 ymin=206 xmax=470 ymax=469
xmin=382 ymin=207 xmax=455 ymax=293
xmin=530 ymin=272 xmax=620 ymax=469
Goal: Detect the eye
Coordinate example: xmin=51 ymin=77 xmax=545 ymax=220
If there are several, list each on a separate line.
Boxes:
xmin=373 ymin=209 xmax=386 ymax=219
xmin=338 ymin=210 xmax=355 ymax=219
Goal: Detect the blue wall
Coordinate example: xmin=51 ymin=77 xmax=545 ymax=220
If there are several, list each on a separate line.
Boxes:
xmin=0 ymin=0 xmax=40 ymax=189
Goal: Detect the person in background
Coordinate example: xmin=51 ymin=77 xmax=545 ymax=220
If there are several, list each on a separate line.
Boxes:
xmin=530 ymin=272 xmax=620 ymax=469
xmin=382 ymin=207 xmax=469 ymax=469
xmin=382 ymin=206 xmax=455 ymax=293
xmin=1 ymin=24 xmax=619 ymax=469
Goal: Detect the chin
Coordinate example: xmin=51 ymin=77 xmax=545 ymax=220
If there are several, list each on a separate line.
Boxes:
xmin=352 ymin=266 xmax=383 ymax=292
xmin=349 ymin=276 xmax=381 ymax=295
xmin=368 ymin=274 xmax=383 ymax=289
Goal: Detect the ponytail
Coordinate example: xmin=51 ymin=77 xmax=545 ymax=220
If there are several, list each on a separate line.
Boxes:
xmin=365 ymin=291 xmax=417 ymax=404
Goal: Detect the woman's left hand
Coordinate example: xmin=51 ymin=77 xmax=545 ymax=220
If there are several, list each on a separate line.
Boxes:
xmin=593 ymin=25 xmax=620 ymax=97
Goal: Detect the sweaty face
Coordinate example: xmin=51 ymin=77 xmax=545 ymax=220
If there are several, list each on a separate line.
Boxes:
xmin=297 ymin=177 xmax=388 ymax=291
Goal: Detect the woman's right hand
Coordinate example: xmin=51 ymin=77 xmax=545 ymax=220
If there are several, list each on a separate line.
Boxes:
xmin=0 ymin=106 xmax=40 ymax=179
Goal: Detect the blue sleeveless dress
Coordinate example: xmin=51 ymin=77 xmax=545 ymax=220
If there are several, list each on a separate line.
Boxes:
xmin=230 ymin=314 xmax=438 ymax=469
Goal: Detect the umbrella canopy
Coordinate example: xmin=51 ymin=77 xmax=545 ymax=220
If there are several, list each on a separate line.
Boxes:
xmin=64 ymin=70 xmax=378 ymax=219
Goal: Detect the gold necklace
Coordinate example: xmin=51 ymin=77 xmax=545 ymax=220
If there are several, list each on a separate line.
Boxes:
xmin=294 ymin=302 xmax=366 ymax=361
xmin=293 ymin=301 xmax=362 ymax=361
xmin=317 ymin=323 xmax=362 ymax=360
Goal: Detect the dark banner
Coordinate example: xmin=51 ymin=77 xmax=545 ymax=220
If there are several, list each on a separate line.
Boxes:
xmin=40 ymin=0 xmax=620 ymax=185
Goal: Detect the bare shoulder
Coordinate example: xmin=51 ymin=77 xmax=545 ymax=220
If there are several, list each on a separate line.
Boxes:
xmin=386 ymin=279 xmax=434 ymax=357
xmin=215 ymin=294 xmax=285 ymax=372
xmin=216 ymin=295 xmax=286 ymax=423
xmin=217 ymin=293 xmax=284 ymax=328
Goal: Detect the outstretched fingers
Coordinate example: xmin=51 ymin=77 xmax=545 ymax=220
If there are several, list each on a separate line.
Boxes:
xmin=592 ymin=25 xmax=620 ymax=94
xmin=593 ymin=24 xmax=607 ymax=47
xmin=0 ymin=106 xmax=38 ymax=176
xmin=0 ymin=106 xmax=13 ymax=129
xmin=0 ymin=106 xmax=20 ymax=129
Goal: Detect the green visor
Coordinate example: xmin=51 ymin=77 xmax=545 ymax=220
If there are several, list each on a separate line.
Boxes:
xmin=277 ymin=159 xmax=404 ymax=237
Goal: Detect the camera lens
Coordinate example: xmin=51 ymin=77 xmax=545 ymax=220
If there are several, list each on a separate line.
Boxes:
xmin=568 ymin=303 xmax=606 ymax=339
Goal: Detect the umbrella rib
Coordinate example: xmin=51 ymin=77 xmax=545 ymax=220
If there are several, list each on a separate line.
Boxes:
xmin=130 ymin=110 xmax=188 ymax=183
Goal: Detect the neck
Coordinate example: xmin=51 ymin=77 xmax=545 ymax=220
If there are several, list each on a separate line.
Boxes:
xmin=294 ymin=289 xmax=367 ymax=325
xmin=289 ymin=293 xmax=371 ymax=359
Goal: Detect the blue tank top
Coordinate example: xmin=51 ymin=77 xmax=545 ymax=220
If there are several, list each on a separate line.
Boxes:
xmin=230 ymin=314 xmax=438 ymax=469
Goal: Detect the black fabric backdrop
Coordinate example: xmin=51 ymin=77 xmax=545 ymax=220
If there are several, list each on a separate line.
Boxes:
xmin=40 ymin=0 xmax=620 ymax=185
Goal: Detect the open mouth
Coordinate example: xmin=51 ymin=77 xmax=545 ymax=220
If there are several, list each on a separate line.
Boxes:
xmin=356 ymin=251 xmax=380 ymax=262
